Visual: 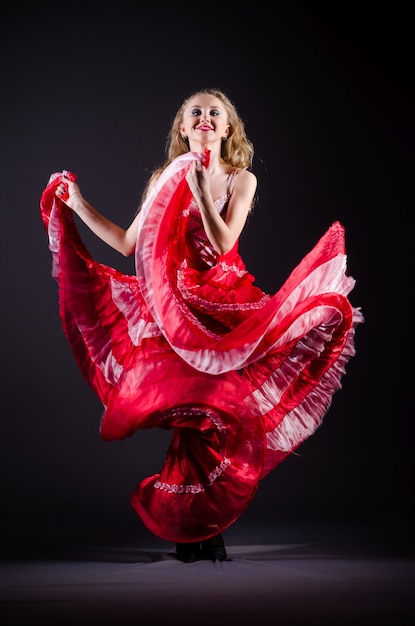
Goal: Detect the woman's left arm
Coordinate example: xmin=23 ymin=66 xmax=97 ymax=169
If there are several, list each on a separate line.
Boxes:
xmin=187 ymin=162 xmax=257 ymax=255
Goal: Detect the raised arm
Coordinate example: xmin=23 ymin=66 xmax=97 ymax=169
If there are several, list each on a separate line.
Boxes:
xmin=186 ymin=161 xmax=257 ymax=255
xmin=55 ymin=174 xmax=139 ymax=257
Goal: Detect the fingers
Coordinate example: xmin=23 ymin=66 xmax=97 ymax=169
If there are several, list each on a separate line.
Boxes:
xmin=56 ymin=181 xmax=69 ymax=201
xmin=188 ymin=160 xmax=206 ymax=177
xmin=55 ymin=176 xmax=80 ymax=204
xmin=55 ymin=170 xmax=78 ymax=202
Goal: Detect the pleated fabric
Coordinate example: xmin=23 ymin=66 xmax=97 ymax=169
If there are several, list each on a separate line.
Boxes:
xmin=40 ymin=151 xmax=363 ymax=543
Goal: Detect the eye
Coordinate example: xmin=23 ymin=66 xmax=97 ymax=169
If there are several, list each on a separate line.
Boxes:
xmin=210 ymin=108 xmax=220 ymax=116
xmin=190 ymin=108 xmax=202 ymax=116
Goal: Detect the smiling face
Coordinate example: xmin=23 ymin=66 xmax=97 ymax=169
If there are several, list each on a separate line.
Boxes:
xmin=180 ymin=93 xmax=230 ymax=149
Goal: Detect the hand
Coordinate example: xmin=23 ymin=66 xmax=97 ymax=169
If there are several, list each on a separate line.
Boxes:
xmin=185 ymin=159 xmax=209 ymax=202
xmin=55 ymin=171 xmax=82 ymax=209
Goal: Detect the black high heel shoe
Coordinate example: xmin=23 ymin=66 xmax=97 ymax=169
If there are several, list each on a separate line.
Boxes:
xmin=175 ymin=542 xmax=202 ymax=563
xmin=201 ymin=534 xmax=227 ymax=562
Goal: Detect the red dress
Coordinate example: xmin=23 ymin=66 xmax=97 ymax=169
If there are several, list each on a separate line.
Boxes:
xmin=40 ymin=151 xmax=363 ymax=543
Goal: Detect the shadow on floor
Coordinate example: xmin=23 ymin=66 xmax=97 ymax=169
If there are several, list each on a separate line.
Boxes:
xmin=1 ymin=515 xmax=414 ymax=625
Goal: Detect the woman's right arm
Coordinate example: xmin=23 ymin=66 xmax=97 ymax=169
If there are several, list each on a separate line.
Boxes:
xmin=56 ymin=175 xmax=139 ymax=257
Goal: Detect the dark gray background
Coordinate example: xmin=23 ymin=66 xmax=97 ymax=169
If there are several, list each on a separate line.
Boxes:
xmin=1 ymin=1 xmax=412 ymax=553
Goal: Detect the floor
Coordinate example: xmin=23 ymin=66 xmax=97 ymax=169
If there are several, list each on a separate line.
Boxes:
xmin=1 ymin=515 xmax=414 ymax=625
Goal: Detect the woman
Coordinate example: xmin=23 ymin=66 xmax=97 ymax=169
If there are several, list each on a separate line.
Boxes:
xmin=40 ymin=88 xmax=363 ymax=563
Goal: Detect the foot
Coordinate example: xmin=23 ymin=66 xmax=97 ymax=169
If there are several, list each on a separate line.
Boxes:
xmin=201 ymin=534 xmax=227 ymax=562
xmin=175 ymin=542 xmax=202 ymax=563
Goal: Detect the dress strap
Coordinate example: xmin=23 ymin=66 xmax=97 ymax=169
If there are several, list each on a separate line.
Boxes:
xmin=226 ymin=169 xmax=239 ymax=194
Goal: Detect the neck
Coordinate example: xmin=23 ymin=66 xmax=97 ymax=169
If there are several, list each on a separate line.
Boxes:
xmin=189 ymin=139 xmax=221 ymax=159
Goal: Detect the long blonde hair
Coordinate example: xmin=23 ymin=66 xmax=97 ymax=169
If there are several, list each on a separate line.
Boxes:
xmin=141 ymin=88 xmax=254 ymax=203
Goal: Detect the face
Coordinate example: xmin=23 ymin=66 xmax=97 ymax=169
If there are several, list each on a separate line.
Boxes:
xmin=180 ymin=94 xmax=230 ymax=145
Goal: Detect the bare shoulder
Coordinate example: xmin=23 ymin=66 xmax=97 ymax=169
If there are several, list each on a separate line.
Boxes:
xmin=233 ymin=169 xmax=257 ymax=196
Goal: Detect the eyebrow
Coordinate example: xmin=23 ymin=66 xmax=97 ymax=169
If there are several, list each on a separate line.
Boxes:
xmin=189 ymin=104 xmax=222 ymax=111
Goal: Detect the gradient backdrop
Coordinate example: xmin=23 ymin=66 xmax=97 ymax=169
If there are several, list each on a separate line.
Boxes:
xmin=1 ymin=2 xmax=412 ymax=551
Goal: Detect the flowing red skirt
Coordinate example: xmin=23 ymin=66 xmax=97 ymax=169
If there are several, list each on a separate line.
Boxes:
xmin=40 ymin=152 xmax=363 ymax=542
